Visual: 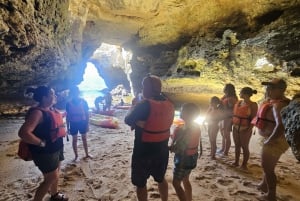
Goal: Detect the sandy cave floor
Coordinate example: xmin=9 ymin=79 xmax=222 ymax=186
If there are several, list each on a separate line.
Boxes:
xmin=0 ymin=109 xmax=300 ymax=201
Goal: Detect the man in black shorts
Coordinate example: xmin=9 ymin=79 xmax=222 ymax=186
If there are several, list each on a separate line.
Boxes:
xmin=125 ymin=74 xmax=174 ymax=201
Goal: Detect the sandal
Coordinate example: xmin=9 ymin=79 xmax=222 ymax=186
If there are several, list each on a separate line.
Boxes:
xmin=50 ymin=192 xmax=69 ymax=201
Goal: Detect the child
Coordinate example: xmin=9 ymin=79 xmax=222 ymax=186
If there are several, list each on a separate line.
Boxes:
xmin=66 ymin=86 xmax=92 ymax=161
xmin=205 ymin=96 xmax=223 ymax=159
xmin=170 ymin=103 xmax=201 ymax=201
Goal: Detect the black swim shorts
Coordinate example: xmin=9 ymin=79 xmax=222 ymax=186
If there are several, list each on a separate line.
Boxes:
xmin=32 ymin=148 xmax=64 ymax=174
xmin=131 ymin=152 xmax=169 ymax=188
xmin=69 ymin=120 xmax=88 ymax=135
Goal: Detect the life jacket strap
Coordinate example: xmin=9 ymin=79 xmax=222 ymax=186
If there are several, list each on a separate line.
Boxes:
xmin=257 ymin=117 xmax=276 ymax=124
xmin=142 ymin=133 xmax=170 ymax=142
xmin=143 ymin=128 xmax=170 ymax=134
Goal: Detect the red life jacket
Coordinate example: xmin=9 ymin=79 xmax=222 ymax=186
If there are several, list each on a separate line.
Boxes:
xmin=67 ymin=99 xmax=86 ymax=122
xmin=172 ymin=125 xmax=201 ymax=156
xmin=30 ymin=107 xmax=67 ymax=142
xmin=141 ymin=99 xmax=174 ymax=142
xmin=251 ymin=99 xmax=290 ymax=129
xmin=221 ymin=96 xmax=238 ymax=110
xmin=232 ymin=100 xmax=251 ymax=127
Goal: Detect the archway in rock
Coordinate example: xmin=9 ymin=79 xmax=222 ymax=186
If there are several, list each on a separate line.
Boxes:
xmin=78 ymin=43 xmax=132 ymax=109
xmin=78 ymin=62 xmax=107 ymax=108
xmin=89 ymin=43 xmax=132 ymax=94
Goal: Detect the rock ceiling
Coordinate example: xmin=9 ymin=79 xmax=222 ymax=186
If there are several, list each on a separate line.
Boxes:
xmin=0 ymin=0 xmax=300 ymax=106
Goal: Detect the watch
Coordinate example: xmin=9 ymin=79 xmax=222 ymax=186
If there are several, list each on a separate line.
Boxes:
xmin=39 ymin=140 xmax=46 ymax=147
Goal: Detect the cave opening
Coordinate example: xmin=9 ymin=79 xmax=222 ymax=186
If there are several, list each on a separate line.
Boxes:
xmin=78 ymin=43 xmax=132 ymax=109
xmin=78 ymin=62 xmax=107 ymax=108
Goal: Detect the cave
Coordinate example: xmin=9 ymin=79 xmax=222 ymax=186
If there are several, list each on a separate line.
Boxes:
xmin=0 ymin=0 xmax=299 ymax=112
xmin=1 ymin=1 xmax=300 ymax=200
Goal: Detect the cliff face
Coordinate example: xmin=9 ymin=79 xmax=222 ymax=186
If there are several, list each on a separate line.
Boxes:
xmin=0 ymin=0 xmax=300 ymax=104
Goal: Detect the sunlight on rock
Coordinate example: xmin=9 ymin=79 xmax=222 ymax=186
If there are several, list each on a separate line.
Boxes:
xmin=78 ymin=62 xmax=107 ymax=107
xmin=255 ymin=57 xmax=274 ymax=69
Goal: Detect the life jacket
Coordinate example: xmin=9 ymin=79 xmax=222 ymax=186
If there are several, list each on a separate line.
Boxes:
xmin=29 ymin=107 xmax=67 ymax=142
xmin=172 ymin=125 xmax=201 ymax=156
xmin=205 ymin=106 xmax=223 ymax=124
xmin=67 ymin=99 xmax=86 ymax=122
xmin=232 ymin=100 xmax=251 ymax=127
xmin=221 ymin=96 xmax=238 ymax=110
xmin=251 ymin=99 xmax=290 ymax=129
xmin=221 ymin=96 xmax=238 ymax=118
xmin=140 ymin=99 xmax=174 ymax=142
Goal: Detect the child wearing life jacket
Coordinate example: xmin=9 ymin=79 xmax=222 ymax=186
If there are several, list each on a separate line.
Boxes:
xmin=232 ymin=87 xmax=258 ymax=170
xmin=205 ymin=96 xmax=223 ymax=159
xmin=66 ymin=86 xmax=91 ymax=161
xmin=170 ymin=103 xmax=201 ymax=201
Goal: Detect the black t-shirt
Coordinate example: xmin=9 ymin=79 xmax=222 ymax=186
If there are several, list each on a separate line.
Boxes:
xmin=28 ymin=109 xmax=64 ymax=154
xmin=124 ymin=96 xmax=170 ymax=158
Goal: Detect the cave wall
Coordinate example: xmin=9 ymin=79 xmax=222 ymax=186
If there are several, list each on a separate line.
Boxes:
xmin=128 ymin=6 xmax=300 ymax=103
xmin=0 ymin=0 xmax=75 ymax=98
xmin=0 ymin=0 xmax=300 ymax=106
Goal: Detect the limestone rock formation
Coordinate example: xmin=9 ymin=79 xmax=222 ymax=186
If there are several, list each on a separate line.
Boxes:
xmin=281 ymin=97 xmax=300 ymax=161
xmin=0 ymin=0 xmax=300 ymax=110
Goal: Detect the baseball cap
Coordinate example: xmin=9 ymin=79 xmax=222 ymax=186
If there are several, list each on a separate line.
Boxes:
xmin=261 ymin=78 xmax=287 ymax=90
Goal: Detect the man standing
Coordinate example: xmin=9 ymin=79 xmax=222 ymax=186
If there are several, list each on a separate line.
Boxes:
xmin=125 ymin=74 xmax=175 ymax=201
xmin=103 ymin=91 xmax=112 ymax=111
xmin=252 ymin=78 xmax=290 ymax=201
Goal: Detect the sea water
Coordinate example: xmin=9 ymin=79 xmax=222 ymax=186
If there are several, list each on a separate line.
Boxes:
xmin=80 ymin=90 xmax=104 ymax=109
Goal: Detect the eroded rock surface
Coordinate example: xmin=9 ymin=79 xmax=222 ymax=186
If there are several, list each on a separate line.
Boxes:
xmin=0 ymin=0 xmax=300 ymax=109
xmin=282 ymin=98 xmax=300 ymax=161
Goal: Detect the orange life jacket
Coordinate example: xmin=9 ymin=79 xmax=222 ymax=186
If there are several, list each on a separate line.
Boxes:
xmin=251 ymin=99 xmax=290 ymax=129
xmin=67 ymin=99 xmax=86 ymax=122
xmin=232 ymin=100 xmax=251 ymax=127
xmin=31 ymin=107 xmax=67 ymax=142
xmin=141 ymin=99 xmax=174 ymax=142
xmin=172 ymin=125 xmax=201 ymax=156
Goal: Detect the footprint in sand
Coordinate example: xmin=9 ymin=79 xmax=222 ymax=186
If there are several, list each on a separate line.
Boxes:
xmin=110 ymin=187 xmax=118 ymax=194
xmin=6 ymin=152 xmax=15 ymax=157
xmin=62 ymin=163 xmax=84 ymax=183
xmin=216 ymin=178 xmax=234 ymax=186
xmin=277 ymin=194 xmax=294 ymax=201
xmin=195 ymin=175 xmax=213 ymax=180
xmin=149 ymin=192 xmax=160 ymax=199
xmin=203 ymin=165 xmax=217 ymax=171
xmin=87 ymin=178 xmax=103 ymax=189
xmin=230 ymin=189 xmax=257 ymax=196
xmin=99 ymin=194 xmax=113 ymax=201
xmin=213 ymin=197 xmax=229 ymax=201
xmin=242 ymin=181 xmax=257 ymax=188
xmin=209 ymin=183 xmax=218 ymax=189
